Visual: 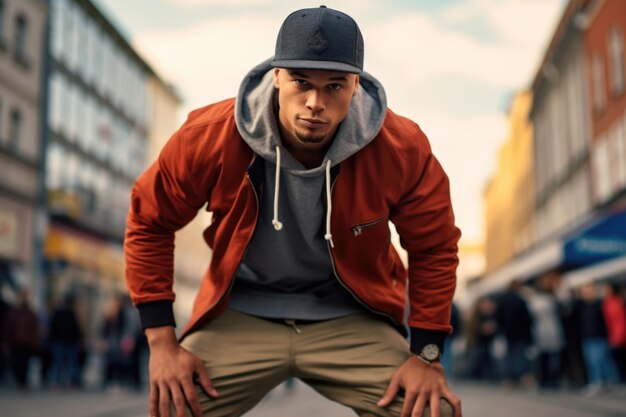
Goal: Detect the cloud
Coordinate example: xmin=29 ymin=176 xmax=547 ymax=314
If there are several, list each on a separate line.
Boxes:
xmin=129 ymin=0 xmax=564 ymax=245
xmin=440 ymin=0 xmax=566 ymax=82
xmin=167 ymin=0 xmax=276 ymax=6
xmin=133 ymin=14 xmax=280 ymax=113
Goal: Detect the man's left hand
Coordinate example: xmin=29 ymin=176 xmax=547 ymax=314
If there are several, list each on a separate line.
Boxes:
xmin=377 ymin=356 xmax=462 ymax=417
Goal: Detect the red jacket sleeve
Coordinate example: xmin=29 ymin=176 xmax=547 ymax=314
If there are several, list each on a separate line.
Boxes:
xmin=124 ymin=124 xmax=214 ymax=327
xmin=390 ymin=124 xmax=461 ymax=353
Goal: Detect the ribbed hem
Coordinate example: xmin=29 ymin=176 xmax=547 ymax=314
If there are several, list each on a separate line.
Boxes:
xmin=137 ymin=300 xmax=176 ymax=329
xmin=409 ymin=327 xmax=448 ymax=355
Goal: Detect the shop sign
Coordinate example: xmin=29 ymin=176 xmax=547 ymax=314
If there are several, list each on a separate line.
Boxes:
xmin=0 ymin=208 xmax=21 ymax=259
xmin=564 ymin=209 xmax=626 ymax=266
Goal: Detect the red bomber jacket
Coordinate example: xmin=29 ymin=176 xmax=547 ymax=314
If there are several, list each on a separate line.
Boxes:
xmin=124 ymin=98 xmax=461 ymax=352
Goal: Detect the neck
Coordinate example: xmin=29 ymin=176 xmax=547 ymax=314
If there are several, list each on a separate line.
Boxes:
xmin=281 ymin=137 xmax=331 ymax=169
xmin=278 ymin=124 xmax=335 ymax=169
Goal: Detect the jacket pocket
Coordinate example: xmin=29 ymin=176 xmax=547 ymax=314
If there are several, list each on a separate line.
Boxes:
xmin=351 ymin=216 xmax=388 ymax=236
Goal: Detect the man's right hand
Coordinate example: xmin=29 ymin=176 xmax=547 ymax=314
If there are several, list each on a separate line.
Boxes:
xmin=146 ymin=326 xmax=218 ymax=417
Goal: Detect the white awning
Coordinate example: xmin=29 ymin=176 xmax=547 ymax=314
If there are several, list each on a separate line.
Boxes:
xmin=563 ymin=255 xmax=626 ymax=289
xmin=468 ymin=239 xmax=562 ymax=301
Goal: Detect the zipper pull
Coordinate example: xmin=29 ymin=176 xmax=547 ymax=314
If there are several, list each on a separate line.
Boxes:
xmin=352 ymin=226 xmax=362 ymax=236
xmin=285 ymin=319 xmax=301 ymax=334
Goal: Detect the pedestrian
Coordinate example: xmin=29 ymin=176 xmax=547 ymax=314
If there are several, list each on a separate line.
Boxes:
xmin=466 ymin=297 xmax=497 ymax=381
xmin=560 ymin=289 xmax=587 ymax=388
xmin=49 ymin=293 xmax=83 ymax=389
xmin=527 ymin=274 xmax=565 ymax=389
xmin=121 ymin=295 xmax=146 ymax=391
xmin=98 ymin=295 xmax=126 ymax=391
xmin=0 ymin=290 xmax=9 ymax=385
xmin=576 ymin=283 xmax=620 ymax=396
xmin=601 ymin=283 xmax=626 ymax=383
xmin=495 ymin=280 xmax=534 ymax=389
xmin=125 ymin=6 xmax=462 ymax=417
xmin=3 ymin=288 xmax=40 ymax=389
xmin=442 ymin=302 xmax=461 ymax=380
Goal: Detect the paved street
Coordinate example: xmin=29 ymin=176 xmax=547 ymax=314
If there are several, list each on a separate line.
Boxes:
xmin=1 ymin=380 xmax=626 ymax=417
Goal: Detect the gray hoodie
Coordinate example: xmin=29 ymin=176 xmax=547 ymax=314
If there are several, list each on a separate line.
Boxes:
xmin=228 ymin=59 xmax=387 ymax=320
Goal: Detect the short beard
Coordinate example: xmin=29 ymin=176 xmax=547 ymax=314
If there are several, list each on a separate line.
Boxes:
xmin=295 ymin=130 xmax=326 ymax=144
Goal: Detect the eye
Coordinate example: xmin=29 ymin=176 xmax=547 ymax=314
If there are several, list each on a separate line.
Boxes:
xmin=294 ymin=79 xmax=310 ymax=87
xmin=328 ymin=83 xmax=343 ymax=91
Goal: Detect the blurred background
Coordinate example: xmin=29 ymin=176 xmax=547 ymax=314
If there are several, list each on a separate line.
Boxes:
xmin=1 ymin=0 xmax=626 ymax=416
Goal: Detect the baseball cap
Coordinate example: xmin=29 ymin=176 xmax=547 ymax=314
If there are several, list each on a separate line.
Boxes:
xmin=271 ymin=5 xmax=364 ymax=74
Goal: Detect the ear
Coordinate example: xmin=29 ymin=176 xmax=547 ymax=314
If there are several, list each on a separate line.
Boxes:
xmin=352 ymin=75 xmax=360 ymax=96
xmin=273 ymin=68 xmax=281 ymax=89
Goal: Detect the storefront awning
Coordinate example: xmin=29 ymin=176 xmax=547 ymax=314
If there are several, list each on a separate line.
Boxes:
xmin=470 ymin=206 xmax=626 ymax=300
xmin=562 ymin=208 xmax=626 ymax=267
xmin=44 ymin=224 xmax=124 ymax=280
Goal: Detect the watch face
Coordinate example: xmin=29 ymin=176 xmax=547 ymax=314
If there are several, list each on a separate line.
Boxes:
xmin=421 ymin=344 xmax=440 ymax=361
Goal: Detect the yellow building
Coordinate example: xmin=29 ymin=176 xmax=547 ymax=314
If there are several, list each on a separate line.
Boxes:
xmin=484 ymin=91 xmax=535 ymax=273
xmin=455 ymin=241 xmax=485 ymax=307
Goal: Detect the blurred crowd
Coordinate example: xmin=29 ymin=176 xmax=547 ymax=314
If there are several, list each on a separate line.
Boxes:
xmin=455 ymin=277 xmax=626 ymax=396
xmin=2 ymin=277 xmax=625 ymax=397
xmin=0 ymin=289 xmax=146 ymax=392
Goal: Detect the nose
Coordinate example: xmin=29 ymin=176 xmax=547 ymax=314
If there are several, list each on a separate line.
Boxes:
xmin=305 ymin=90 xmax=325 ymax=113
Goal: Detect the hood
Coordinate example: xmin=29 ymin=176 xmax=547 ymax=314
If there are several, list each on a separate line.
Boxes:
xmin=235 ymin=58 xmax=388 ymax=176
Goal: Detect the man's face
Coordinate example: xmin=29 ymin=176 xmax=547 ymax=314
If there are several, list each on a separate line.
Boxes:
xmin=273 ymin=68 xmax=359 ymax=149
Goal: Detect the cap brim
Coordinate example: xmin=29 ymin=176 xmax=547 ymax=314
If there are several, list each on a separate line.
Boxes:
xmin=270 ymin=59 xmax=361 ymax=74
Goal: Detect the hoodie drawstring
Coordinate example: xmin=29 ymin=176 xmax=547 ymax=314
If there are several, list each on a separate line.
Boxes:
xmin=272 ymin=146 xmax=283 ymax=231
xmin=324 ymin=160 xmax=334 ymax=248
xmin=271 ymin=146 xmax=334 ymax=248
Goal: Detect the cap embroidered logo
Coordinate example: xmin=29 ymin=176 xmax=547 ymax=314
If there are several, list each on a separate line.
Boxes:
xmin=308 ymin=30 xmax=329 ymax=54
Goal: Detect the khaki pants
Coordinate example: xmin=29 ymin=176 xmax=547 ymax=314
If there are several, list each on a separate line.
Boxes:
xmin=181 ymin=309 xmax=453 ymax=417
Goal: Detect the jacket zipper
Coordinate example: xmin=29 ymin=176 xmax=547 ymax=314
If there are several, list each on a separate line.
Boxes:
xmin=325 ymin=175 xmax=399 ymax=328
xmin=351 ymin=216 xmax=388 ymax=236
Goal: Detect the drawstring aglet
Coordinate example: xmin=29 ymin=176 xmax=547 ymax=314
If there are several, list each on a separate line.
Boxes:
xmin=285 ymin=319 xmax=301 ymax=334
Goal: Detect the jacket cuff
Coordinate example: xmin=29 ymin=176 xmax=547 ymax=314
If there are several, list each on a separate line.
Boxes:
xmin=410 ymin=327 xmax=448 ymax=355
xmin=137 ymin=300 xmax=176 ymax=329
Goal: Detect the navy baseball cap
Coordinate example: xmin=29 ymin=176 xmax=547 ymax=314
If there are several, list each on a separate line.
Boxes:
xmin=271 ymin=5 xmax=364 ymax=74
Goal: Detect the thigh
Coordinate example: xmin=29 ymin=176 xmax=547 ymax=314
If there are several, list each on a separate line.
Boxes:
xmin=180 ymin=309 xmax=291 ymax=417
xmin=294 ymin=314 xmax=453 ymax=417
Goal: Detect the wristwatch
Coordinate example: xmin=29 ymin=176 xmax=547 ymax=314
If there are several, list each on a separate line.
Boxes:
xmin=417 ymin=343 xmax=441 ymax=364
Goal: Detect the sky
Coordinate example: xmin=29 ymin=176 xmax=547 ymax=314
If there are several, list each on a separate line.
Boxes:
xmin=95 ymin=0 xmax=568 ymax=244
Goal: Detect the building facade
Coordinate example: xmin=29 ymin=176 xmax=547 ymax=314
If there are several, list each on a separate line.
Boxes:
xmin=0 ymin=0 xmax=47 ymax=299
xmin=475 ymin=0 xmax=626 ymax=300
xmin=484 ymin=91 xmax=535 ymax=273
xmin=43 ymin=0 xmax=177 ymax=336
xmin=566 ymin=0 xmax=626 ymax=287
xmin=531 ymin=0 xmax=593 ymax=245
xmin=586 ymin=0 xmax=626 ymax=207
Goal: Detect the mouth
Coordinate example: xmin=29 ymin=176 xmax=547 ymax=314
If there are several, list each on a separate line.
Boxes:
xmin=297 ymin=117 xmax=328 ymax=128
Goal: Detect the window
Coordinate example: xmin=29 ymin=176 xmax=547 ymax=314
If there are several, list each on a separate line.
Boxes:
xmin=608 ymin=25 xmax=625 ymax=96
xmin=592 ymin=53 xmax=607 ymax=114
xmin=0 ymin=0 xmax=6 ymax=49
xmin=48 ymin=72 xmax=63 ymax=132
xmin=8 ymin=108 xmax=21 ymax=151
xmin=50 ymin=0 xmax=65 ymax=60
xmin=613 ymin=122 xmax=626 ymax=189
xmin=593 ymin=136 xmax=611 ymax=203
xmin=13 ymin=14 xmax=28 ymax=65
xmin=46 ymin=142 xmax=64 ymax=190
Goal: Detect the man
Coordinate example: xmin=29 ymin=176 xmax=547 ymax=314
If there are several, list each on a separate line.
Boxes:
xmin=495 ymin=280 xmax=534 ymax=388
xmin=125 ymin=6 xmax=462 ymax=417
